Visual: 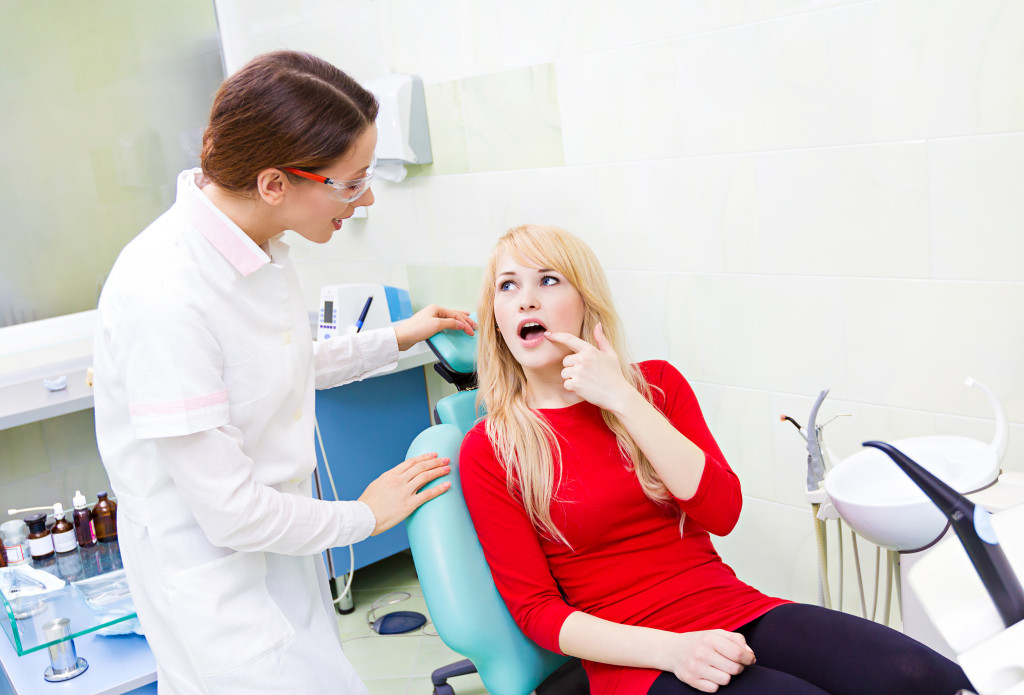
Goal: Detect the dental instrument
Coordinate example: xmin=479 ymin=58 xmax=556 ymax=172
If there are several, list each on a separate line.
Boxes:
xmin=863 ymin=441 xmax=1024 ymax=628
xmin=787 ymin=391 xmax=867 ymax=616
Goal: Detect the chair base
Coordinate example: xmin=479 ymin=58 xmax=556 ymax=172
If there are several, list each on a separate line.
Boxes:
xmin=431 ymin=658 xmax=476 ymax=695
xmin=429 ymin=657 xmax=590 ymax=695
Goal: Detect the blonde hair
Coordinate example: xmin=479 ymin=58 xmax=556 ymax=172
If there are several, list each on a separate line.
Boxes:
xmin=477 ymin=224 xmax=673 ymax=545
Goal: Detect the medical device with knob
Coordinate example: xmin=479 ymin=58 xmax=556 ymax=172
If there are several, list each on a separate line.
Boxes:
xmin=863 ymin=441 xmax=1024 ymax=629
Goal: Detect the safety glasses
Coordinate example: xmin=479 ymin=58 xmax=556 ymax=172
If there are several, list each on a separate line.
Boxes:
xmin=283 ymin=158 xmax=375 ymax=203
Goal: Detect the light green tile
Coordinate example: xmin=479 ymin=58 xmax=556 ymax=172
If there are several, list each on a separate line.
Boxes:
xmin=342 ymin=633 xmax=425 ymax=679
xmin=68 ymin=12 xmax=142 ymax=92
xmin=461 ymin=64 xmax=564 ymax=173
xmin=406 ymin=81 xmax=471 ymax=178
xmin=406 ymin=265 xmax=483 ymax=315
xmin=39 ymin=410 xmax=101 ymax=472
xmin=363 ymin=677 xmax=411 ymax=695
xmin=413 ymin=636 xmax=466 ymax=678
xmin=0 ymin=422 xmax=49 ymax=485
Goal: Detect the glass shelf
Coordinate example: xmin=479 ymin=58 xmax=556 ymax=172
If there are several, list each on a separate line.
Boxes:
xmin=1 ymin=541 xmax=136 ymax=656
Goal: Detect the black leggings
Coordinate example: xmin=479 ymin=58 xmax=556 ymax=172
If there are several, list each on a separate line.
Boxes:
xmin=647 ymin=603 xmax=974 ymax=695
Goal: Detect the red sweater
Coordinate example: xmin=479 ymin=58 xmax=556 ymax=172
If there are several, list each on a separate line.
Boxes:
xmin=459 ymin=360 xmax=787 ymax=695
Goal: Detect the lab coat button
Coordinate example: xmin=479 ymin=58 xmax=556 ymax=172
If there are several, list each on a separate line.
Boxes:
xmin=283 ymin=332 xmax=292 ymax=345
xmin=293 ymin=408 xmax=303 ymax=421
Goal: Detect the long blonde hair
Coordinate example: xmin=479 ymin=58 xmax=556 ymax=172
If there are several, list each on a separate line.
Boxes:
xmin=477 ymin=224 xmax=673 ymax=545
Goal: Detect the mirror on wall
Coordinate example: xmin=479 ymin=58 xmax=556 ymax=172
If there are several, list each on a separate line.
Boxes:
xmin=0 ymin=1 xmax=225 ymax=327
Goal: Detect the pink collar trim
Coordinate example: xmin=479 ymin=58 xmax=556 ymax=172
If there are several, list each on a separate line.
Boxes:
xmin=177 ymin=169 xmax=269 ymax=277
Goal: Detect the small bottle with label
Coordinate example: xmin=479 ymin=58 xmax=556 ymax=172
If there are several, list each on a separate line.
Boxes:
xmin=92 ymin=492 xmax=118 ymax=543
xmin=1 ymin=520 xmax=30 ymax=566
xmin=24 ymin=513 xmax=55 ymax=561
xmin=51 ymin=503 xmax=78 ymax=554
xmin=72 ymin=490 xmax=96 ymax=547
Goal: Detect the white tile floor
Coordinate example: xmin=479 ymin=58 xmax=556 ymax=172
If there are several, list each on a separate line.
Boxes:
xmin=337 ymin=551 xmax=490 ymax=695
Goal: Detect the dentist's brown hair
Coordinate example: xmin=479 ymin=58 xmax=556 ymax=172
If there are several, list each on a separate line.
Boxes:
xmin=201 ymin=50 xmax=377 ymax=195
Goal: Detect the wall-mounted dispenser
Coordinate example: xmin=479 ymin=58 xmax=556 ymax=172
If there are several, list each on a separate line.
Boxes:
xmin=363 ymin=74 xmax=432 ymax=183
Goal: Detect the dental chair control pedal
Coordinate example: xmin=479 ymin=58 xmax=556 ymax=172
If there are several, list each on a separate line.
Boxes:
xmin=372 ymin=611 xmax=427 ymax=635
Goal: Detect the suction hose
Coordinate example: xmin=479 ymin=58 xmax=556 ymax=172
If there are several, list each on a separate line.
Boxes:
xmin=863 ymin=440 xmax=1024 ymax=628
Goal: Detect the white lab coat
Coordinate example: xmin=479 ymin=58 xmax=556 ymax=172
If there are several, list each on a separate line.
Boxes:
xmin=93 ymin=169 xmax=400 ymax=694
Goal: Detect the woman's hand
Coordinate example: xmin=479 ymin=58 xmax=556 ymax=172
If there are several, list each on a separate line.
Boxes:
xmin=663 ymin=630 xmax=756 ymax=693
xmin=544 ymin=324 xmax=636 ymax=412
xmin=358 ymin=452 xmax=451 ymax=535
xmin=394 ymin=304 xmax=476 ymax=352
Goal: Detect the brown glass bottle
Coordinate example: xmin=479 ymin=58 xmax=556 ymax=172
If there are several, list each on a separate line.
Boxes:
xmin=92 ymin=492 xmax=118 ymax=543
xmin=73 ymin=490 xmax=96 ymax=547
xmin=25 ymin=512 xmax=55 ymax=560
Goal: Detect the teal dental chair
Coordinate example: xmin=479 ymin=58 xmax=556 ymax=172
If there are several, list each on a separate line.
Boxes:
xmin=405 ymin=327 xmax=585 ymax=695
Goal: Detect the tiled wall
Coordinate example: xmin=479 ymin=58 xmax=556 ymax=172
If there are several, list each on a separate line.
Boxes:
xmin=218 ymin=0 xmax=1024 ymax=607
xmin=0 ymin=2 xmax=222 ymax=518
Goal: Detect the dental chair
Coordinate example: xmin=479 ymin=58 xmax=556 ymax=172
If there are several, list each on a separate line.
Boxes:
xmin=404 ymin=327 xmax=587 ymax=695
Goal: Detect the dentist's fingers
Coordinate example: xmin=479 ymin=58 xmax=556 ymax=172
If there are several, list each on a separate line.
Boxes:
xmin=395 ymin=305 xmax=476 ymax=350
xmin=360 ymin=453 xmax=452 ymax=535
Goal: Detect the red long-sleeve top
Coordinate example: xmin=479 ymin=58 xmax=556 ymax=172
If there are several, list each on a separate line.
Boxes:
xmin=459 ymin=360 xmax=787 ymax=695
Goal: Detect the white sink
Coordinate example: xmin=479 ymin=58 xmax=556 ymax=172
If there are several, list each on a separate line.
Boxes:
xmin=824 ymin=435 xmax=1000 ymax=552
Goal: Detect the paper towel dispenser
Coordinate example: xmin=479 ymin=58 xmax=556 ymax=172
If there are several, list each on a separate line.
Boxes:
xmin=363 ymin=74 xmax=432 ymax=182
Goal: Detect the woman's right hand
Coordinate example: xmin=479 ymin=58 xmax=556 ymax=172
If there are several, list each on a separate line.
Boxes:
xmin=663 ymin=629 xmax=756 ymax=693
xmin=358 ymin=452 xmax=451 ymax=535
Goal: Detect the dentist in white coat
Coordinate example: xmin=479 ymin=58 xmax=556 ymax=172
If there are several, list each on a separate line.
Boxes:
xmin=93 ymin=51 xmax=474 ymax=694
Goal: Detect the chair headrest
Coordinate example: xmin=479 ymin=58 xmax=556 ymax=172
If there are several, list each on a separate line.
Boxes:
xmin=426 ymin=313 xmax=477 ymax=391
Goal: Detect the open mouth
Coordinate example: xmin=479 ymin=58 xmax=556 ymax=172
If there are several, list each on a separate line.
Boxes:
xmin=331 ymin=218 xmax=343 ymax=230
xmin=518 ymin=320 xmax=547 ymax=345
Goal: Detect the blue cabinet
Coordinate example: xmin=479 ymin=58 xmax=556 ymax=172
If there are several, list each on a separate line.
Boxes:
xmin=314 ymin=366 xmax=432 ymax=572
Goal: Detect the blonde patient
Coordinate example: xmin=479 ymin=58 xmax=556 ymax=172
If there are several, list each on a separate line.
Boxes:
xmin=458 ymin=224 xmax=973 ymax=694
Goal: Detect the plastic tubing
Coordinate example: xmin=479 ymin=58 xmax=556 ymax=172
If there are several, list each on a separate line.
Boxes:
xmin=315 ymin=417 xmax=356 ymax=604
xmin=882 ymin=550 xmax=894 ymax=626
xmin=813 ymin=507 xmax=832 ymax=609
xmin=850 ymin=529 xmax=868 ymax=619
xmin=836 ymin=519 xmax=844 ymax=612
xmin=871 ymin=546 xmax=881 ymax=621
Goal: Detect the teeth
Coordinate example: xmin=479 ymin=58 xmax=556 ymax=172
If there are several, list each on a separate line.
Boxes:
xmin=523 ymin=322 xmax=541 ymax=329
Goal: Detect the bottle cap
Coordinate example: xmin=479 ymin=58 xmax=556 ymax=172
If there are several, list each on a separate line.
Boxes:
xmin=24 ymin=512 xmax=47 ymax=532
xmin=97 ymin=491 xmax=107 ymax=498
xmin=73 ymin=490 xmax=86 ymax=509
xmin=53 ymin=503 xmax=65 ymax=517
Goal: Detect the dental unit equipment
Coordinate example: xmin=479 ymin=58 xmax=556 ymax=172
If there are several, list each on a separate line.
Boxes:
xmin=318 ymin=284 xmax=410 ymax=341
xmin=313 ymin=284 xmax=415 ymax=613
xmin=863 ymin=441 xmax=1024 ymax=629
xmin=783 ymin=391 xmax=868 ymax=616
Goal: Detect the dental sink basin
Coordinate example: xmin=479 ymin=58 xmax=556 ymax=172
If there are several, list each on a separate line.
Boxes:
xmin=824 ymin=436 xmax=999 ymax=551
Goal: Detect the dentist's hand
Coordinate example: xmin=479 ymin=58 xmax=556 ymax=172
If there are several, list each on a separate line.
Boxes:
xmin=394 ymin=304 xmax=476 ymax=351
xmin=544 ymin=324 xmax=635 ymax=413
xmin=359 ymin=452 xmax=451 ymax=535
xmin=662 ymin=630 xmax=756 ymax=692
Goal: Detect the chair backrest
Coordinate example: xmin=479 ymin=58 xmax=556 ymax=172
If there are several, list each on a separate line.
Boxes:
xmin=405 ymin=326 xmax=570 ymax=695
